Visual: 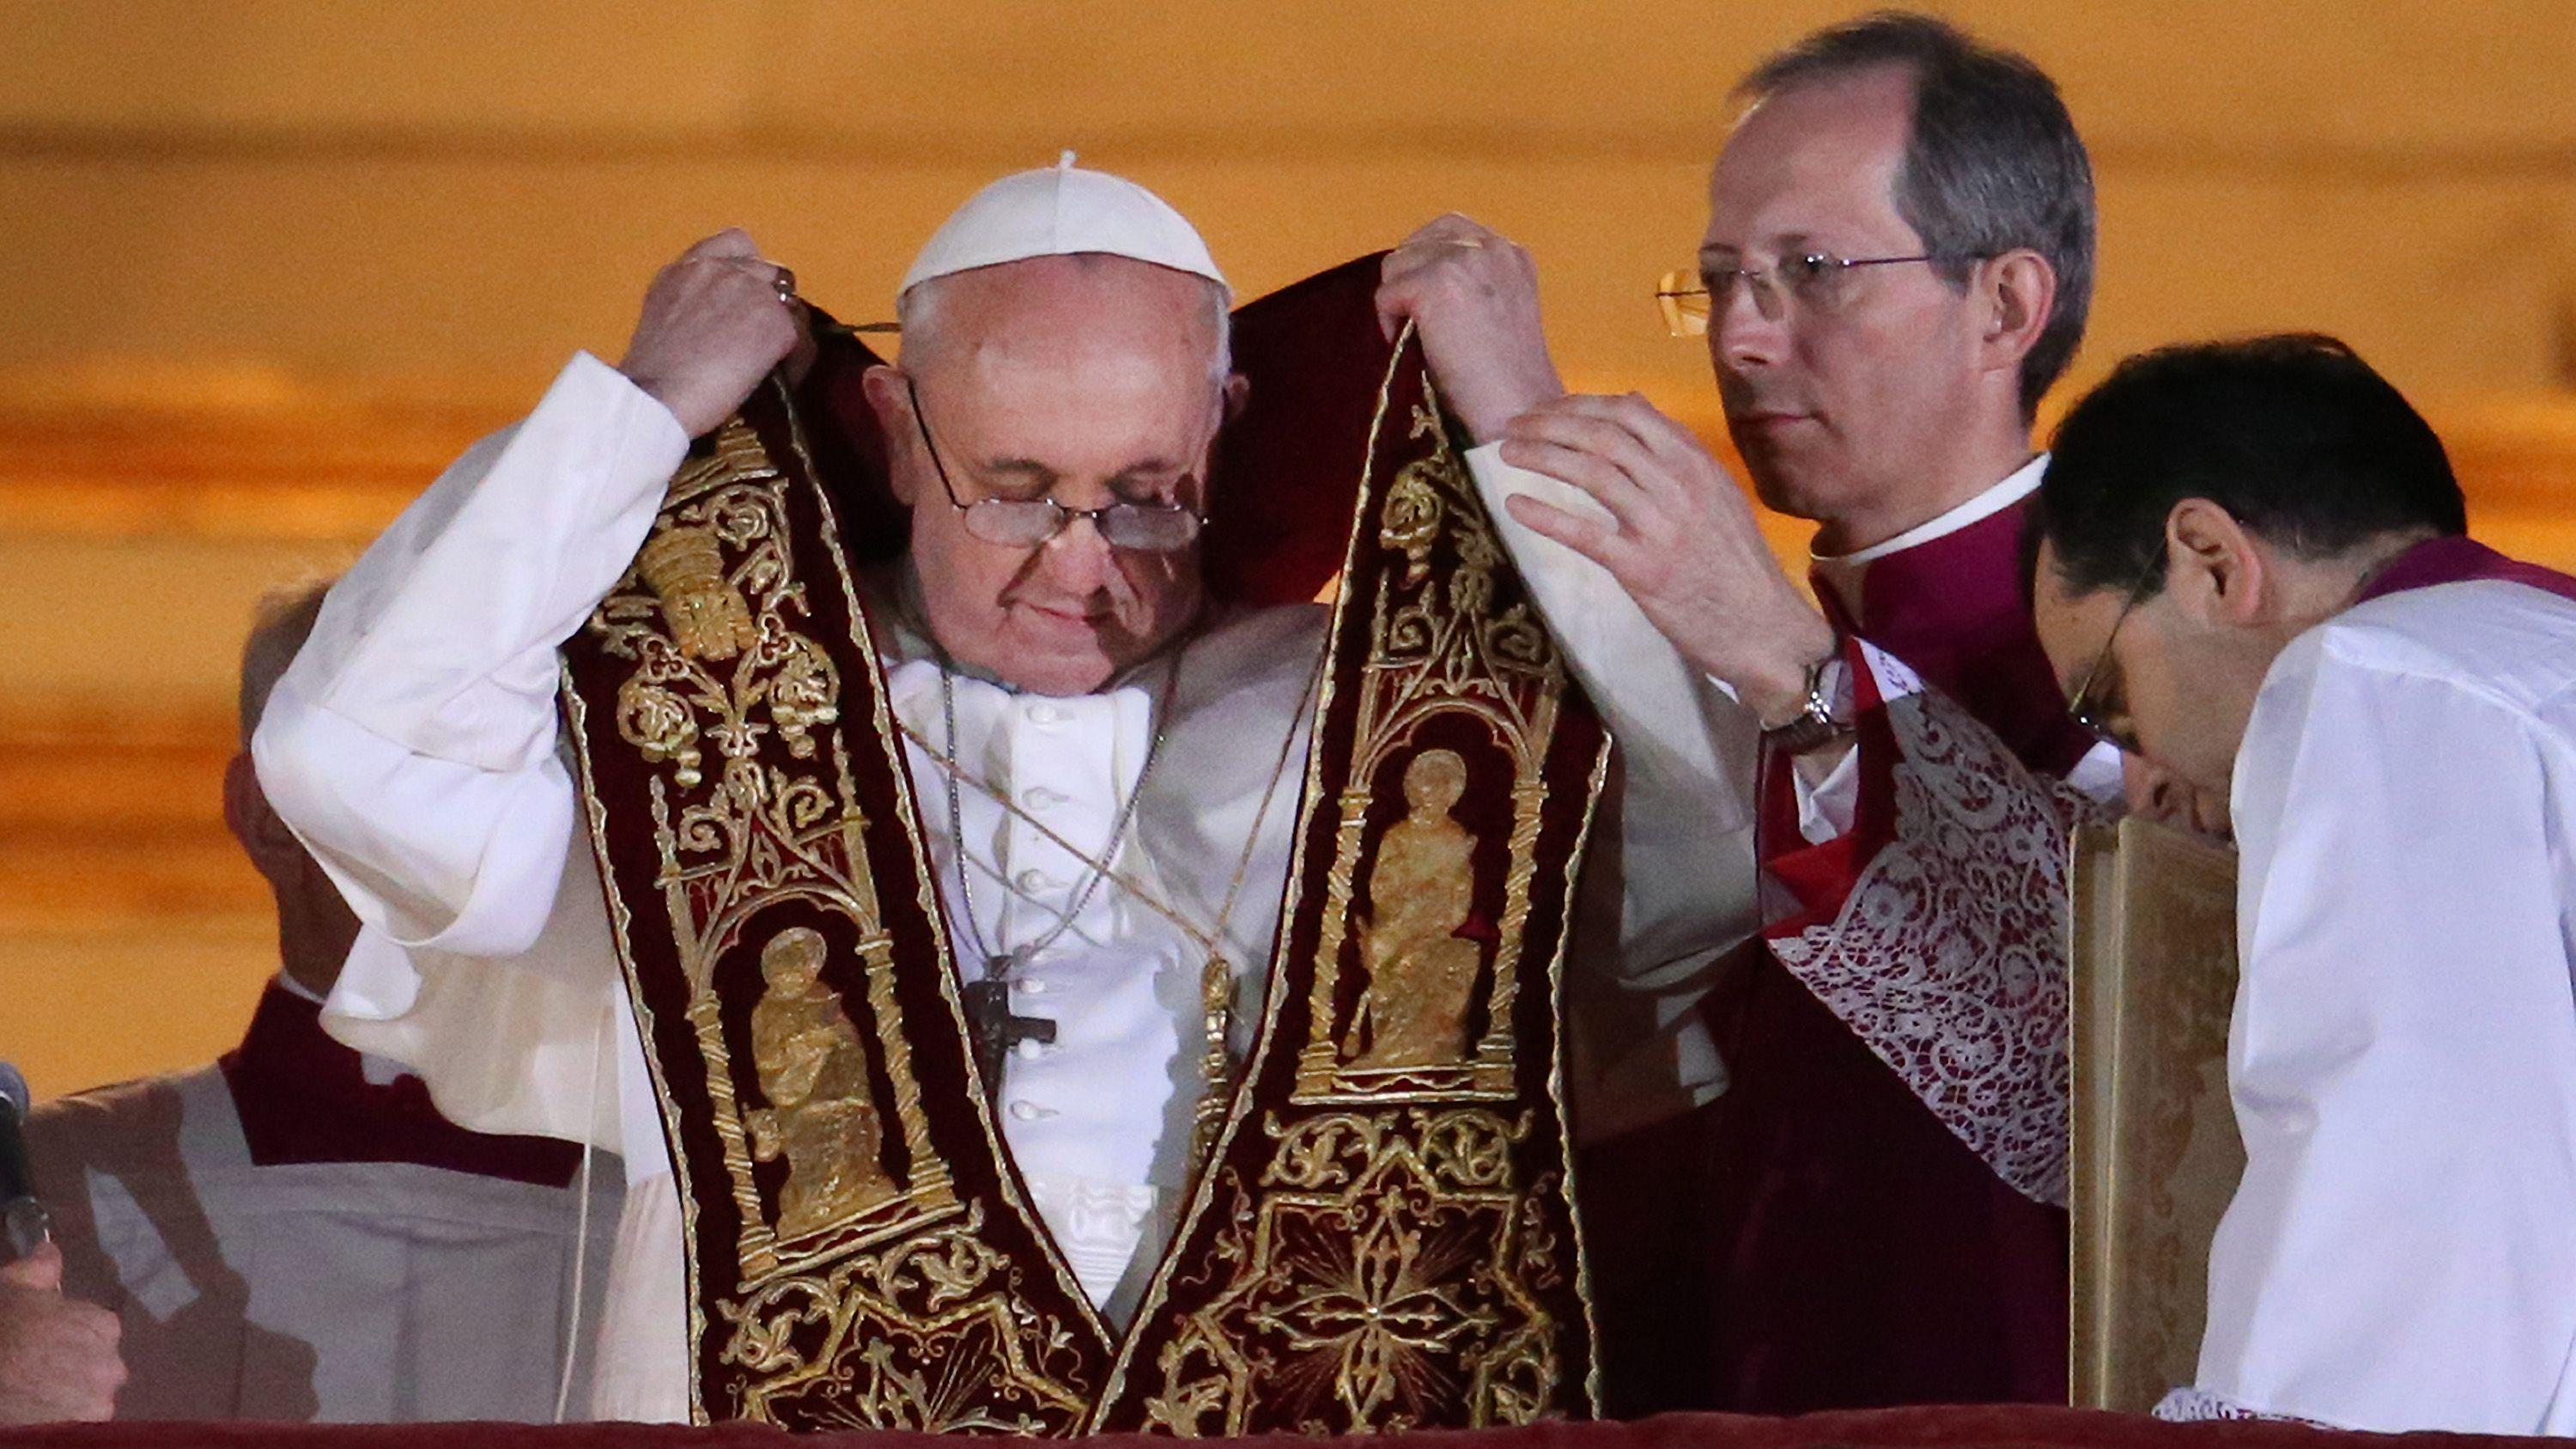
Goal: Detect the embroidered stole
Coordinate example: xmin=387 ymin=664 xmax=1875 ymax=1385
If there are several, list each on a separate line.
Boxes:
xmin=557 ymin=265 xmax=1608 ymax=1434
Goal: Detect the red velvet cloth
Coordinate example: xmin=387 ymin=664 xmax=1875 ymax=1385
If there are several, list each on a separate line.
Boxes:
xmin=218 ymin=983 xmax=583 ymax=1188
xmin=1826 ymin=498 xmax=2096 ymax=780
xmin=0 ymin=1405 xmax=2544 ymax=1447
xmin=2355 ymin=534 xmax=2576 ymax=607
xmin=1641 ymin=496 xmax=2075 ymax=1414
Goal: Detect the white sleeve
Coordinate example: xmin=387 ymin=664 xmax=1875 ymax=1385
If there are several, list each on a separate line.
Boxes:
xmin=2195 ymin=636 xmax=2576 ymax=1434
xmin=1466 ymin=444 xmax=1764 ymax=1113
xmin=252 ymin=352 xmax=688 ymax=957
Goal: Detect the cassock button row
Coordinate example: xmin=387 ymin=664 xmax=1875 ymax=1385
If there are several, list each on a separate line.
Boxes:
xmin=1018 ymin=979 xmax=1049 ymax=995
xmin=1023 ymin=785 xmax=1066 ymax=809
xmin=1015 ymin=1037 xmax=1048 ymax=1061
xmin=1007 ymin=1100 xmax=1055 ymax=1121
xmin=1015 ymin=868 xmax=1055 ymax=892
xmin=1025 ymin=702 xmax=1067 ymax=727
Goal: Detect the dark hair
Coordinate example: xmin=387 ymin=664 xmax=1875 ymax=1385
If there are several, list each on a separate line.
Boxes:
xmin=2038 ymin=334 xmax=2467 ymax=599
xmin=1739 ymin=11 xmax=2095 ymax=416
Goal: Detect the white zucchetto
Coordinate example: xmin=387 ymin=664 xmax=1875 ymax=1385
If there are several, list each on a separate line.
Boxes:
xmin=898 ymin=151 xmax=1228 ymax=299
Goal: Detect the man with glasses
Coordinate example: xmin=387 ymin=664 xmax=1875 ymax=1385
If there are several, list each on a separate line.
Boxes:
xmin=252 ymin=159 xmax=1752 ymax=1424
xmin=2032 ymin=335 xmax=2576 ymax=1434
xmin=1381 ymin=10 xmax=2115 ymax=1412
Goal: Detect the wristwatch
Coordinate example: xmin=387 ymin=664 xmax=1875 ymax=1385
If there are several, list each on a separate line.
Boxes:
xmin=1761 ymin=651 xmax=1853 ymax=757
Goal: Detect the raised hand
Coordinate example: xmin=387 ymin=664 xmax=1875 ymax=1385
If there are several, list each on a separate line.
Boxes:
xmin=0 ymin=1242 xmax=125 ymax=1423
xmin=1499 ymin=393 xmax=1838 ymax=727
xmin=617 ymin=228 xmax=805 ymax=438
xmin=1373 ymin=215 xmax=1565 ymax=445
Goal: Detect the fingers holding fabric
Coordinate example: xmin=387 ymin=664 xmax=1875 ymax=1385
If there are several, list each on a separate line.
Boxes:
xmin=618 ymin=230 xmax=804 ymax=438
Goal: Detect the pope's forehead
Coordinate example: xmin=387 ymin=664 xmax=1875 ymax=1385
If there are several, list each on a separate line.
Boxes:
xmin=920 ymin=253 xmax=1210 ymax=323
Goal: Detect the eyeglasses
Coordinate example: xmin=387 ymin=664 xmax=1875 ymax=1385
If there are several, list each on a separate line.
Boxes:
xmin=2063 ymin=549 xmax=2167 ymax=752
xmin=902 ymin=376 xmax=1209 ymax=552
xmin=1655 ymin=252 xmax=1979 ymax=336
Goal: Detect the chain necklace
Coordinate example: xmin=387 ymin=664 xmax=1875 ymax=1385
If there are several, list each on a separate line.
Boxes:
xmin=934 ymin=636 xmax=1182 ymax=1087
xmin=899 ymin=642 xmax=1325 ymax=1174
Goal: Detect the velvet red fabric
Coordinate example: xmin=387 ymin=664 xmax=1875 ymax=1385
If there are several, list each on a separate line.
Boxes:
xmin=2354 ymin=534 xmax=2576 ymax=607
xmin=1651 ymin=496 xmax=2077 ymax=1414
xmin=218 ymin=983 xmax=584 ymax=1188
xmin=0 ymin=1404 xmax=2544 ymax=1447
xmin=1830 ymin=499 xmax=2097 ymax=780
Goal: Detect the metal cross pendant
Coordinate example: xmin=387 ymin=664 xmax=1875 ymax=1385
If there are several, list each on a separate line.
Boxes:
xmin=961 ymin=959 xmax=1055 ymax=1089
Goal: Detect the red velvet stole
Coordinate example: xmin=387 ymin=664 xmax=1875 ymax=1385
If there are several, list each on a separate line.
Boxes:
xmin=221 ymin=983 xmax=582 ymax=1188
xmin=557 ymin=257 xmax=1607 ymax=1434
xmin=2354 ymin=534 xmax=2576 ymax=608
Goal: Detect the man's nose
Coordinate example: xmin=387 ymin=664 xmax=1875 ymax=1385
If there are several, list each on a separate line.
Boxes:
xmin=1711 ymin=277 xmax=1788 ymax=376
xmin=1038 ymin=514 xmax=1118 ymax=590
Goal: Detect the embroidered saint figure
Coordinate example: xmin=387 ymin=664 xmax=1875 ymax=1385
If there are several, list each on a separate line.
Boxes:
xmin=744 ymin=927 xmax=901 ymax=1239
xmin=1344 ymin=749 xmax=1484 ymax=1069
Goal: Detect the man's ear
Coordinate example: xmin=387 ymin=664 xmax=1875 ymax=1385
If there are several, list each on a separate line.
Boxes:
xmin=222 ymin=752 xmax=301 ymax=888
xmin=860 ymin=364 xmax=922 ymax=505
xmin=2164 ymin=497 xmax=2268 ymax=628
xmin=1978 ymin=248 xmax=2057 ymax=382
xmin=1222 ymin=371 xmax=1252 ymax=425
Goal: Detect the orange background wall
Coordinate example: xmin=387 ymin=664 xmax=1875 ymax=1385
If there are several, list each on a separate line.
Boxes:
xmin=7 ymin=1 xmax=2576 ymax=1099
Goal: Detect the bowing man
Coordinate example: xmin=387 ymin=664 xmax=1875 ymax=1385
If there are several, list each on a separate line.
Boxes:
xmin=2031 ymin=334 xmax=2576 ymax=1434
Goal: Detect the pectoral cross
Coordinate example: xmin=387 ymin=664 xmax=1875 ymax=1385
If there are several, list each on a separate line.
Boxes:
xmin=962 ymin=963 xmax=1056 ymax=1090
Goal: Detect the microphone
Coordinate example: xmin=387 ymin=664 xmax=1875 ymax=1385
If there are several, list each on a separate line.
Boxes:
xmin=0 ymin=1063 xmax=51 ymax=1261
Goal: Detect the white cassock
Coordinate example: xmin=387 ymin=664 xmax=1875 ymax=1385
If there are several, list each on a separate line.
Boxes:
xmin=2160 ymin=572 xmax=2576 ymax=1433
xmin=252 ymin=352 xmax=1759 ymax=1422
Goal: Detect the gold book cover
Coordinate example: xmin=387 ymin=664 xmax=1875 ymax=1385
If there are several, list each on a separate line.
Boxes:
xmin=2069 ymin=817 xmax=2244 ymax=1413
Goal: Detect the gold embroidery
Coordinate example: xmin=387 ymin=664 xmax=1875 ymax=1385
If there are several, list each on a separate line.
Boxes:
xmin=1142 ymin=1109 xmax=1564 ymax=1435
xmin=720 ymin=1207 xmax=1091 ymax=1432
xmin=1297 ymin=405 xmax=1560 ymax=1104
xmin=586 ymin=417 xmax=1083 ymax=1429
xmin=1342 ymin=749 xmax=1481 ymax=1069
xmin=638 ymin=524 xmax=762 ymax=662
xmin=746 ymin=927 xmax=903 ymax=1240
xmin=580 ymin=343 xmax=1601 ymax=1433
xmin=1123 ymin=355 xmax=1590 ymax=1434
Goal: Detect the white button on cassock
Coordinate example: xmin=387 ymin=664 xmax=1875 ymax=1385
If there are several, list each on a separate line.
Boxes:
xmin=1023 ymin=785 xmax=1066 ymax=809
xmin=1014 ymin=868 xmax=1054 ymax=892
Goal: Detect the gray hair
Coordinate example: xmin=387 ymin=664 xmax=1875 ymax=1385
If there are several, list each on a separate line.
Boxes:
xmin=895 ymin=258 xmax=1233 ymax=387
xmin=1740 ymin=10 xmax=2095 ymax=417
xmin=239 ymin=575 xmax=336 ymax=745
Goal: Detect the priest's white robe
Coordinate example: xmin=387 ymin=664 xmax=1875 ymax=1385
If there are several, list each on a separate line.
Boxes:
xmin=2163 ymin=569 xmax=2576 ymax=1433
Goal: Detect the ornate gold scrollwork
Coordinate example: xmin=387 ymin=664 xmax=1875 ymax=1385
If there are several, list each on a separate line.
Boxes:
xmin=1297 ymin=406 xmax=1562 ymax=1105
xmin=1133 ymin=374 xmax=1587 ymax=1434
xmin=587 ymin=418 xmax=1070 ymax=1427
xmin=1142 ymin=1109 xmax=1563 ymax=1435
xmin=719 ymin=1206 xmax=1091 ymax=1434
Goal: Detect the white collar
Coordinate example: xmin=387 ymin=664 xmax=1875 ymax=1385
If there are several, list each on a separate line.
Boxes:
xmin=1810 ymin=453 xmax=2048 ymax=604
